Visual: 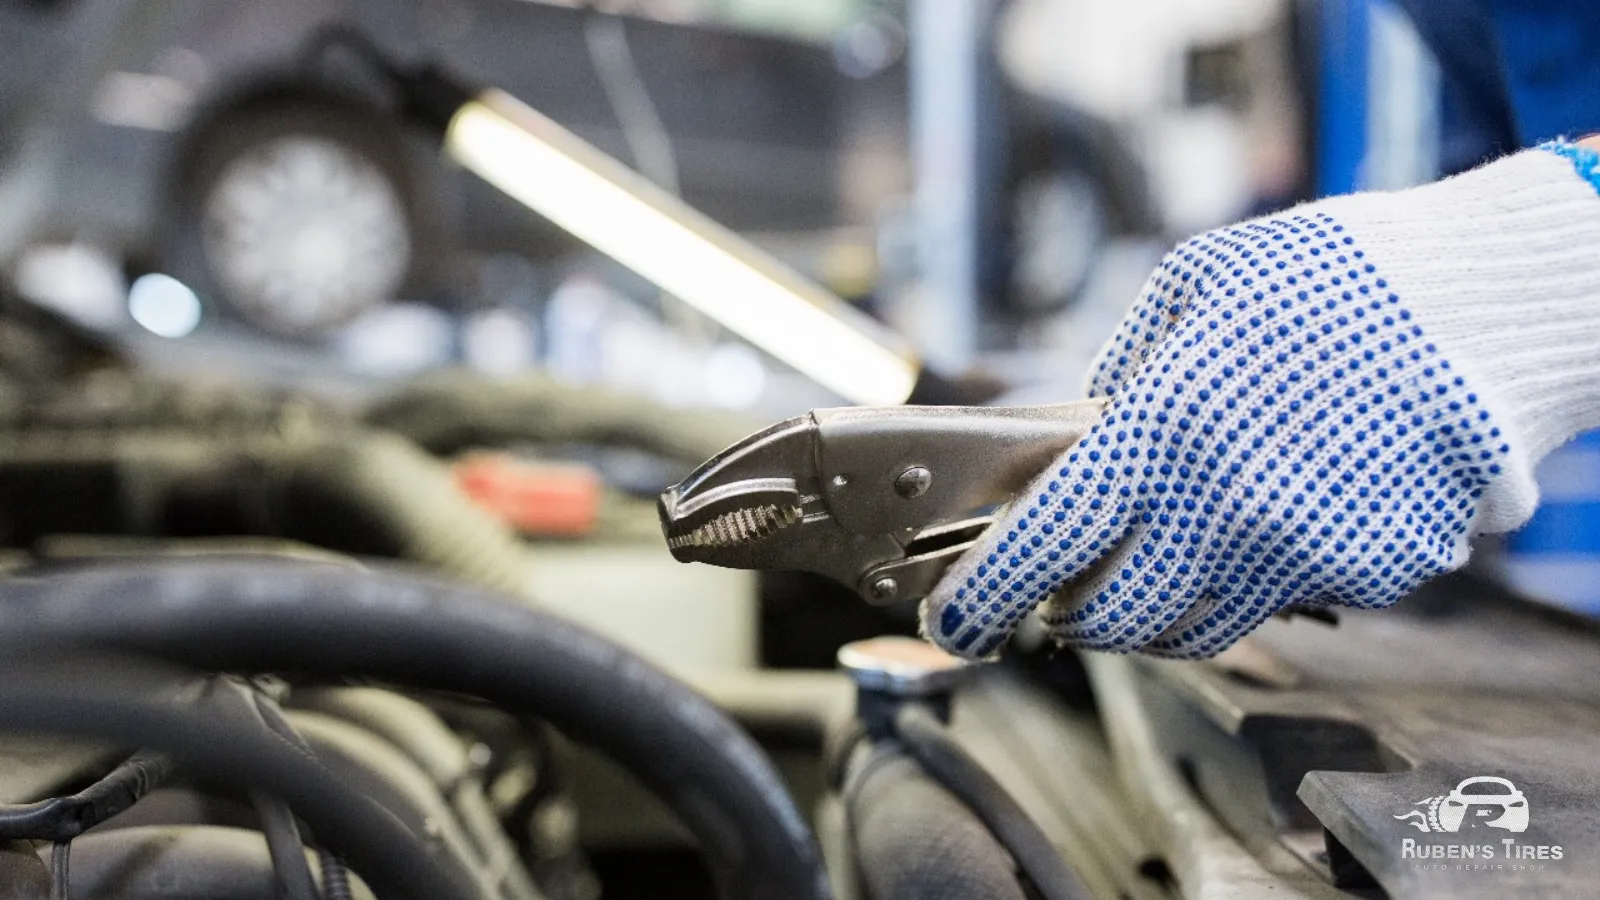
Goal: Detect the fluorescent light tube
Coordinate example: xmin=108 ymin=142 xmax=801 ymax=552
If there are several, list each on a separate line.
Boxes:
xmin=444 ymin=89 xmax=919 ymax=406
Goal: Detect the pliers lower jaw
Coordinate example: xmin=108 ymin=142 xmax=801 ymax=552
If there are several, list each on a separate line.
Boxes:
xmin=658 ymin=401 xmax=1107 ymax=605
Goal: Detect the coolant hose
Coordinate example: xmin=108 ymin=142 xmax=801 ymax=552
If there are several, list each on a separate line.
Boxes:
xmin=0 ymin=557 xmax=831 ymax=900
xmin=844 ymin=744 xmax=1027 ymax=900
xmin=272 ymin=431 xmax=534 ymax=598
xmin=894 ymin=704 xmax=1092 ymax=900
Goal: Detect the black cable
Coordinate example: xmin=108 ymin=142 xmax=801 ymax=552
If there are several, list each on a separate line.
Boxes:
xmin=582 ymin=9 xmax=679 ymax=196
xmin=0 ymin=557 xmax=830 ymax=900
xmin=320 ymin=849 xmax=356 ymax=900
xmin=0 ymin=751 xmax=171 ymax=840
xmin=236 ymin=681 xmax=353 ymax=900
xmin=48 ymin=840 xmax=69 ymax=900
xmin=0 ymin=659 xmax=479 ymax=900
xmin=251 ymin=791 xmax=320 ymax=900
xmin=893 ymin=703 xmax=1092 ymax=900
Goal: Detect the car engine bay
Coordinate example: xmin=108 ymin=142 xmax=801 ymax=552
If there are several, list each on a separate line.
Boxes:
xmin=0 ymin=297 xmax=1591 ymax=900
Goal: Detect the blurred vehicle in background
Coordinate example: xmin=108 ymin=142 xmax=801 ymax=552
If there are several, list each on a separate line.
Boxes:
xmin=0 ymin=0 xmax=878 ymax=338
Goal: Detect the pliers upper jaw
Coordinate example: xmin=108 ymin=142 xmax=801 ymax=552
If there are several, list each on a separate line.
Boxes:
xmin=658 ymin=414 xmax=821 ymax=564
xmin=656 ymin=413 xmax=908 ymax=591
xmin=660 ymin=479 xmax=808 ymax=557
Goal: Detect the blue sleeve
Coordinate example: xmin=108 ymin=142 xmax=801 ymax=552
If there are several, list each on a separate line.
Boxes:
xmin=1482 ymin=0 xmax=1600 ymax=144
xmin=1395 ymin=0 xmax=1600 ymax=164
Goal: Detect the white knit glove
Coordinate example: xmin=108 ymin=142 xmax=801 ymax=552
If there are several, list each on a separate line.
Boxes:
xmin=922 ymin=144 xmax=1600 ymax=659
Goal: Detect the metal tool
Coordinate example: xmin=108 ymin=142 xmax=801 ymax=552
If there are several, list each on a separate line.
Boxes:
xmin=658 ymin=400 xmax=1107 ymax=605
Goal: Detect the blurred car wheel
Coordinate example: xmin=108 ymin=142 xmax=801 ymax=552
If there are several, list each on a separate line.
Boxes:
xmin=170 ymin=98 xmax=425 ymax=338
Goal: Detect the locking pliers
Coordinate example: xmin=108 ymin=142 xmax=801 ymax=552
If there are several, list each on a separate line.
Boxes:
xmin=658 ymin=401 xmax=1106 ymax=605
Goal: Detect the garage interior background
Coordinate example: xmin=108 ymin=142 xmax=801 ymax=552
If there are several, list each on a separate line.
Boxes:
xmin=0 ymin=1 xmax=1596 ymax=898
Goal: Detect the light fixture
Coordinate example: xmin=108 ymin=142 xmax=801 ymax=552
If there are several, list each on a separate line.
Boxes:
xmin=127 ymin=273 xmax=202 ymax=338
xmin=302 ymin=27 xmax=924 ymax=405
xmin=441 ymin=88 xmax=919 ymax=406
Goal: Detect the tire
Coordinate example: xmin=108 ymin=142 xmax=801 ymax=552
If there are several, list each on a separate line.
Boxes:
xmin=991 ymin=89 xmax=1159 ymax=318
xmin=168 ymin=96 xmax=432 ymax=338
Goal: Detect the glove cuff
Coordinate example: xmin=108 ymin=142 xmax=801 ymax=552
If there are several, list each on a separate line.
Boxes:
xmin=1322 ymin=146 xmax=1600 ymax=532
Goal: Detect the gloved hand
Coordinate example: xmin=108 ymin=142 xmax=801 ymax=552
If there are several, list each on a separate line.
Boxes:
xmin=922 ymin=142 xmax=1600 ymax=659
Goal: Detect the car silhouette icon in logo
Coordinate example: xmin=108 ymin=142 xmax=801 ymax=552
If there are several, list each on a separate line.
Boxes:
xmin=1438 ymin=777 xmax=1529 ymax=833
xmin=1395 ymin=776 xmax=1530 ymax=833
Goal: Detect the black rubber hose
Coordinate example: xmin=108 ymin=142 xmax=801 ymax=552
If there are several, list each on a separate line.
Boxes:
xmin=241 ymin=685 xmax=325 ymax=900
xmin=48 ymin=840 xmax=68 ymax=900
xmin=0 ymin=660 xmax=476 ymax=900
xmin=893 ymin=704 xmax=1092 ymax=900
xmin=0 ymin=751 xmax=171 ymax=840
xmin=0 ymin=557 xmax=830 ymax=900
xmin=844 ymin=745 xmax=1027 ymax=900
xmin=250 ymin=792 xmax=321 ymax=900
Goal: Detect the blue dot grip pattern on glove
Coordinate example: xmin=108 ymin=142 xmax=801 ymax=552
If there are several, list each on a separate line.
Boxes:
xmin=1539 ymin=139 xmax=1600 ymax=197
xmin=931 ymin=211 xmax=1512 ymax=659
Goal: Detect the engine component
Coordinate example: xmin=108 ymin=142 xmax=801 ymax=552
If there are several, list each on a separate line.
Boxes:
xmin=42 ymin=827 xmax=377 ymax=900
xmin=1096 ymin=571 xmax=1600 ymax=896
xmin=0 ymin=556 xmax=832 ymax=900
xmin=0 ymin=662 xmax=477 ymax=900
xmin=832 ymin=637 xmax=1093 ymax=900
xmin=0 ymin=427 xmax=532 ymax=598
xmin=289 ymin=687 xmax=565 ymax=899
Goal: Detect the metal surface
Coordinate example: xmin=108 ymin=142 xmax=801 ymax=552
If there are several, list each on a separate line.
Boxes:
xmin=658 ymin=399 xmax=1105 ymax=603
xmin=1083 ymin=653 xmax=1347 ymax=900
xmin=837 ymin=637 xmax=971 ymax=698
xmin=1110 ymin=572 xmax=1600 ymax=898
xmin=951 ymin=667 xmax=1176 ymax=900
